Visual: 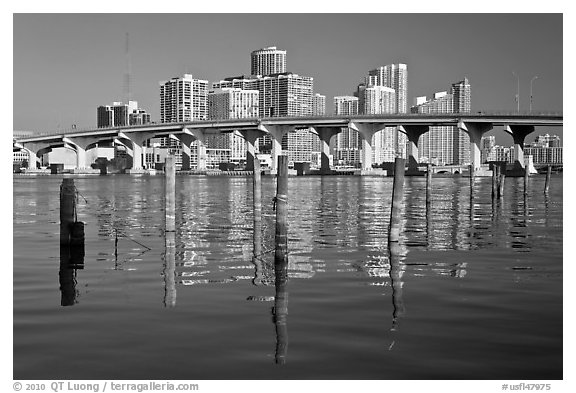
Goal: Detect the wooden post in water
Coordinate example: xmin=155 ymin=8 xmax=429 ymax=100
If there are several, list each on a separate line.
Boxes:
xmin=426 ymin=163 xmax=432 ymax=210
xmin=60 ymin=179 xmax=75 ymax=245
xmin=469 ymin=164 xmax=475 ymax=200
xmin=389 ymin=157 xmax=405 ymax=242
xmin=253 ymin=158 xmax=262 ymax=260
xmin=544 ymin=165 xmax=551 ymax=194
xmin=165 ymin=155 xmax=176 ymax=232
xmin=274 ymin=155 xmax=289 ymax=266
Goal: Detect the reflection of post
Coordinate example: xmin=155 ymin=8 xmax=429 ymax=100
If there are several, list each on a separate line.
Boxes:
xmin=165 ymin=155 xmax=176 ymax=232
xmin=273 ymin=248 xmax=289 ymax=364
xmin=274 ymin=156 xmax=289 ymax=265
xmin=389 ymin=157 xmax=405 ymax=242
xmin=469 ymin=164 xmax=475 ymax=200
xmin=60 ymin=178 xmax=75 ymax=245
xmin=59 ymin=245 xmax=77 ymax=306
xmin=498 ymin=169 xmax=505 ymax=199
xmin=388 ymin=240 xmax=405 ymax=331
xmin=544 ymin=165 xmax=551 ymax=194
xmin=163 ymin=232 xmax=176 ymax=307
xmin=524 ymin=157 xmax=529 ymax=198
xmin=492 ymin=165 xmax=498 ymax=200
xmin=426 ymin=163 xmax=432 ymax=210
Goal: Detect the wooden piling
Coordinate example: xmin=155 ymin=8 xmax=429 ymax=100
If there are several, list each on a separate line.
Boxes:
xmin=274 ymin=155 xmax=289 ymax=266
xmin=544 ymin=165 xmax=551 ymax=194
xmin=165 ymin=155 xmax=176 ymax=232
xmin=492 ymin=165 xmax=498 ymax=199
xmin=389 ymin=157 xmax=405 ymax=242
xmin=60 ymin=178 xmax=75 ymax=245
xmin=426 ymin=163 xmax=432 ymax=209
xmin=253 ymin=158 xmax=262 ymax=260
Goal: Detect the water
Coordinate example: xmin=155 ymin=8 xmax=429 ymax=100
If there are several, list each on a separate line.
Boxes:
xmin=13 ymin=174 xmax=563 ymax=380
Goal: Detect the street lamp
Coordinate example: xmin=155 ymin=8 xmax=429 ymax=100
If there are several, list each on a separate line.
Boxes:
xmin=512 ymin=71 xmax=520 ymax=113
xmin=530 ymin=76 xmax=539 ymax=112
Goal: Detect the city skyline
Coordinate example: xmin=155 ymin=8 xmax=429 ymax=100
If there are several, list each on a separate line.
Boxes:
xmin=13 ymin=13 xmax=563 ymax=145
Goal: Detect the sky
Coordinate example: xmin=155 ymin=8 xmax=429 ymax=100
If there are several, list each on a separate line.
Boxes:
xmin=11 ymin=12 xmax=564 ymax=145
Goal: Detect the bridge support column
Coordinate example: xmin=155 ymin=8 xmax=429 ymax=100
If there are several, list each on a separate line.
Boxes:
xmin=118 ymin=132 xmax=155 ymax=171
xmin=314 ymin=127 xmax=340 ymax=174
xmin=239 ymin=129 xmax=266 ymax=171
xmin=349 ymin=122 xmax=385 ymax=171
xmin=64 ymin=136 xmax=99 ymax=169
xmin=258 ymin=125 xmax=293 ymax=172
xmin=22 ymin=147 xmax=39 ymax=169
xmin=504 ymin=124 xmax=535 ymax=171
xmin=398 ymin=125 xmax=429 ymax=174
xmin=457 ymin=121 xmax=493 ymax=173
xmin=177 ymin=133 xmax=195 ymax=171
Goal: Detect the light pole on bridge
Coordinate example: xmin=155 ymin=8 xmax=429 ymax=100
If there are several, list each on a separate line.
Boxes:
xmin=512 ymin=71 xmax=520 ymax=113
xmin=530 ymin=76 xmax=539 ymax=112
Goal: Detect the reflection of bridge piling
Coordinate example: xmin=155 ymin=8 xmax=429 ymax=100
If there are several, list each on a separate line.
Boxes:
xmin=388 ymin=240 xmax=405 ymax=331
xmin=544 ymin=165 xmax=551 ymax=194
xmin=163 ymin=232 xmax=176 ymax=307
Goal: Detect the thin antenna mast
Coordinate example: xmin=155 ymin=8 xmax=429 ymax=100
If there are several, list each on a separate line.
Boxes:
xmin=124 ymin=32 xmax=132 ymax=103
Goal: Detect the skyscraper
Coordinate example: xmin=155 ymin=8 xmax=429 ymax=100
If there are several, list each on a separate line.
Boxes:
xmin=251 ymin=46 xmax=287 ymax=77
xmin=411 ymin=78 xmax=472 ymax=165
xmin=312 ymin=93 xmax=326 ymax=116
xmin=258 ymin=72 xmax=313 ymax=117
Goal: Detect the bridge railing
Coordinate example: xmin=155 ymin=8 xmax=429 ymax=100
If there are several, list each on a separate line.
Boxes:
xmin=17 ymin=111 xmax=563 ymax=140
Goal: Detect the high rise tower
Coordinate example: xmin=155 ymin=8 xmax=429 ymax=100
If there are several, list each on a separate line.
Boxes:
xmin=251 ymin=46 xmax=287 ymax=77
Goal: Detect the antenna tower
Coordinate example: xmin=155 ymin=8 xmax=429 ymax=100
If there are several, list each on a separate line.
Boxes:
xmin=123 ymin=32 xmax=132 ymax=103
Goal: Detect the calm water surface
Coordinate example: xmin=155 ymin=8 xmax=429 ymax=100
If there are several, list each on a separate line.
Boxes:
xmin=13 ymin=174 xmax=563 ymax=380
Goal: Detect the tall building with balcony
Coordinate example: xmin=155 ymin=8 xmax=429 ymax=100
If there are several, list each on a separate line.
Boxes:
xmin=334 ymin=96 xmax=361 ymax=166
xmin=411 ymin=78 xmax=471 ymax=165
xmin=158 ymin=74 xmax=209 ymax=168
xmin=362 ymin=63 xmax=408 ymax=163
xmin=160 ymin=74 xmax=208 ymax=123
xmin=257 ymin=72 xmax=313 ymax=118
xmin=207 ymin=88 xmax=260 ymax=166
xmin=251 ymin=46 xmax=287 ymax=77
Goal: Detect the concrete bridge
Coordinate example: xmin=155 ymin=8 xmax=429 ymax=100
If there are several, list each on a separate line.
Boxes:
xmin=14 ymin=113 xmax=562 ymax=174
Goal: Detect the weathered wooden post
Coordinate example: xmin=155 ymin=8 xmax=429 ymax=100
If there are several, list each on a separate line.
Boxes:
xmin=544 ymin=165 xmax=551 ymax=194
xmin=426 ymin=163 xmax=432 ymax=210
xmin=469 ymin=164 xmax=475 ymax=200
xmin=165 ymin=155 xmax=176 ymax=232
xmin=273 ymin=154 xmax=289 ymax=364
xmin=274 ymin=155 xmax=289 ymax=266
xmin=60 ymin=178 xmax=75 ymax=245
xmin=163 ymin=231 xmax=176 ymax=307
xmin=389 ymin=157 xmax=405 ymax=242
xmin=253 ymin=158 xmax=262 ymax=260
